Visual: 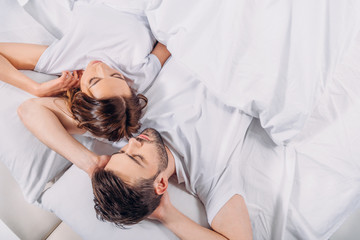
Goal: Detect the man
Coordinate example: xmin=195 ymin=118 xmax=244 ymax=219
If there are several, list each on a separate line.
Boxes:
xmin=19 ymin=59 xmax=253 ymax=239
xmin=92 ymin=128 xmax=252 ymax=239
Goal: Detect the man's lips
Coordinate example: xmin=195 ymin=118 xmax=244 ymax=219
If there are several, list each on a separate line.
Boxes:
xmin=138 ymin=134 xmax=150 ymax=141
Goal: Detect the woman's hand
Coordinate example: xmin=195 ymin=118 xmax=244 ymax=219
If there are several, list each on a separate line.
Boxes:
xmin=97 ymin=154 xmax=111 ymax=169
xmin=35 ymin=70 xmax=81 ymax=97
xmin=87 ymin=154 xmax=111 ymax=177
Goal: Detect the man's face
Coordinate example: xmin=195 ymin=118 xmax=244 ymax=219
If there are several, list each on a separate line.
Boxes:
xmin=105 ymin=128 xmax=168 ymax=184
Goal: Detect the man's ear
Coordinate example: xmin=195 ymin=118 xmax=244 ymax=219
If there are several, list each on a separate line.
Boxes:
xmin=154 ymin=174 xmax=168 ymax=195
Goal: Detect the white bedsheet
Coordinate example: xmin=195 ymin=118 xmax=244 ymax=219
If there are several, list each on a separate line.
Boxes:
xmin=285 ymin=33 xmax=360 ymax=239
xmin=228 ymin=36 xmax=360 ymax=238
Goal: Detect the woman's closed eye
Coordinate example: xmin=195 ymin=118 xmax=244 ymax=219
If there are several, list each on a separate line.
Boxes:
xmin=88 ymin=73 xmax=124 ymax=89
xmin=111 ymin=73 xmax=125 ymax=80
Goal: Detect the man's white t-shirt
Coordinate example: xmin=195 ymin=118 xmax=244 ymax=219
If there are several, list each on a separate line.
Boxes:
xmin=138 ymin=59 xmax=253 ymax=225
xmin=35 ymin=2 xmax=161 ymax=93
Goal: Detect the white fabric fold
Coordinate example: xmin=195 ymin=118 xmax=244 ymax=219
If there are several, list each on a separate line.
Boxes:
xmin=146 ymin=0 xmax=360 ymax=145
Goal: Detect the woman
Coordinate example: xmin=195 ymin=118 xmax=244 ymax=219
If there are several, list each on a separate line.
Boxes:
xmin=0 ymin=41 xmax=170 ymax=141
xmin=1 ymin=0 xmax=172 ymax=142
xmin=4 ymin=40 xmax=169 ymax=176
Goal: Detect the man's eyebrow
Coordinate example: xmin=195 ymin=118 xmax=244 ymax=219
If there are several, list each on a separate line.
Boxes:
xmin=112 ymin=151 xmax=144 ymax=168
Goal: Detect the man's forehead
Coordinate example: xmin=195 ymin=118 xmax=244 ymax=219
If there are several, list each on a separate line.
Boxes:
xmin=112 ymin=151 xmax=144 ymax=167
xmin=105 ymin=154 xmax=136 ymax=181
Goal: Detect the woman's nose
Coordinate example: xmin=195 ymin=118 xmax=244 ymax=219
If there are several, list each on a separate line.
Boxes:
xmin=96 ymin=64 xmax=106 ymax=76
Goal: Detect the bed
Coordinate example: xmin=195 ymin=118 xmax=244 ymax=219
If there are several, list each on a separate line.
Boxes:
xmin=1 ymin=0 xmax=360 ymax=239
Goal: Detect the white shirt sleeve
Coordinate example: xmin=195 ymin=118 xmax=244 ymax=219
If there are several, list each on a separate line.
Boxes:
xmin=126 ymin=53 xmax=162 ymax=93
xmin=196 ymin=164 xmax=245 ymax=225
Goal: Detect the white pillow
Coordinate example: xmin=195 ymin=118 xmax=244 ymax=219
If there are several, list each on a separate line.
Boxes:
xmin=0 ymin=71 xmax=94 ymax=203
xmin=0 ymin=0 xmax=71 ymax=204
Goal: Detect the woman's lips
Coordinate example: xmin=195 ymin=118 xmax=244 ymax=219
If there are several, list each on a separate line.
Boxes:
xmin=90 ymin=60 xmax=102 ymax=65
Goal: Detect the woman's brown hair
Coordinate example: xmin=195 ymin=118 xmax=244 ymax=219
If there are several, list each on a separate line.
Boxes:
xmin=65 ymin=88 xmax=147 ymax=141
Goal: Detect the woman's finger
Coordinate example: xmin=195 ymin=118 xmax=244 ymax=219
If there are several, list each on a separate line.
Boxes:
xmin=77 ymin=70 xmax=84 ymax=80
xmin=72 ymin=70 xmax=78 ymax=80
xmin=68 ymin=78 xmax=80 ymax=89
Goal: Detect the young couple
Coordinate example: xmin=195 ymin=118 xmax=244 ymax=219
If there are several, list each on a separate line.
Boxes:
xmin=1 ymin=8 xmax=252 ymax=240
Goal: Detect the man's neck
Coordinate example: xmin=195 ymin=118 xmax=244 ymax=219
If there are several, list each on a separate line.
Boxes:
xmin=164 ymin=145 xmax=176 ymax=178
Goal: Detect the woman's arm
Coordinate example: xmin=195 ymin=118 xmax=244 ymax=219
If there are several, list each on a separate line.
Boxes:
xmin=0 ymin=43 xmax=46 ymax=94
xmin=150 ymin=193 xmax=252 ymax=240
xmin=18 ymin=97 xmax=109 ymax=176
xmin=0 ymin=43 xmax=46 ymax=69
xmin=151 ymin=42 xmax=171 ymax=66
xmin=0 ymin=43 xmax=79 ymax=96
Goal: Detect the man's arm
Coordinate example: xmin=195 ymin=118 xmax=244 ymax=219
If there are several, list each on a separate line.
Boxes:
xmin=0 ymin=43 xmax=79 ymax=96
xmin=211 ymin=195 xmax=253 ymax=240
xmin=150 ymin=42 xmax=171 ymax=66
xmin=150 ymin=193 xmax=252 ymax=240
xmin=18 ymin=97 xmax=109 ymax=176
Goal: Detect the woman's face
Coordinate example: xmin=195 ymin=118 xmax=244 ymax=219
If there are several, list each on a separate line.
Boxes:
xmin=80 ymin=61 xmax=132 ymax=99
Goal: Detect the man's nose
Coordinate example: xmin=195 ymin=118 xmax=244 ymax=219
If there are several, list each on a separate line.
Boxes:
xmin=127 ymin=137 xmax=142 ymax=150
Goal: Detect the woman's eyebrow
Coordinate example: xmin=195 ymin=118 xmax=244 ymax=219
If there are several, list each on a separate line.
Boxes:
xmin=89 ymin=77 xmax=102 ymax=88
xmin=111 ymin=73 xmax=125 ymax=80
xmin=89 ymin=73 xmax=123 ymax=89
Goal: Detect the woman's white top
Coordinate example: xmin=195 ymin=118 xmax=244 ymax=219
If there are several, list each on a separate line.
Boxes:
xmin=35 ymin=2 xmax=161 ymax=93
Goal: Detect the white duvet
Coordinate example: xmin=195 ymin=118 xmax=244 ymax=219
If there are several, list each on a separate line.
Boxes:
xmin=147 ymin=0 xmax=360 ymax=145
xmin=1 ymin=0 xmax=360 ymax=239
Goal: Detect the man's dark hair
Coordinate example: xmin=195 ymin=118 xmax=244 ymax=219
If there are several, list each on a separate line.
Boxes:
xmin=92 ymin=169 xmax=161 ymax=227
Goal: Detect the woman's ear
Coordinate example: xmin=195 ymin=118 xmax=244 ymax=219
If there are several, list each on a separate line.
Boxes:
xmin=154 ymin=174 xmax=168 ymax=195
